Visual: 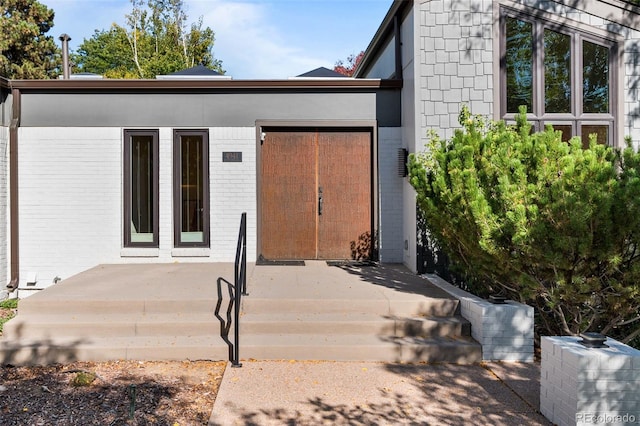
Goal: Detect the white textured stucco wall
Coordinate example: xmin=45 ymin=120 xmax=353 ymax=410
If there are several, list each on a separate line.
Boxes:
xmin=18 ymin=126 xmax=257 ymax=290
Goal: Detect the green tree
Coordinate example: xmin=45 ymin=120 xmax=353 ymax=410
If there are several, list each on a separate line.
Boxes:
xmin=0 ymin=0 xmax=60 ymax=79
xmin=73 ymin=0 xmax=223 ymax=79
xmin=409 ymin=106 xmax=640 ymax=347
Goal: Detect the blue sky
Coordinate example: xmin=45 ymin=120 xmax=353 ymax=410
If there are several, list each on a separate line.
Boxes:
xmin=44 ymin=0 xmax=393 ymax=79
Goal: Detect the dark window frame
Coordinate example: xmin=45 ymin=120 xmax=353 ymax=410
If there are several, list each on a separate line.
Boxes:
xmin=123 ymin=129 xmax=160 ymax=248
xmin=499 ymin=7 xmax=619 ymax=146
xmin=173 ymin=129 xmax=210 ymax=248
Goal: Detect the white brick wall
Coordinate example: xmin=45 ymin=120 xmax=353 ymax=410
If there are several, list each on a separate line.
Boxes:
xmin=18 ymin=127 xmax=257 ymax=292
xmin=427 ymin=274 xmax=535 ymax=361
xmin=379 ymin=128 xmax=404 ymax=262
xmin=19 ymin=127 xmax=122 ymax=290
xmin=0 ymin=125 xmax=8 ymax=286
xmin=208 ymin=127 xmax=257 ymax=262
xmin=541 ymin=336 xmax=640 ymax=426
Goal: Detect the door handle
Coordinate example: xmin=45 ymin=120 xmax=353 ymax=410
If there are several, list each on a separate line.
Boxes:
xmin=318 ymin=187 xmax=323 ymax=216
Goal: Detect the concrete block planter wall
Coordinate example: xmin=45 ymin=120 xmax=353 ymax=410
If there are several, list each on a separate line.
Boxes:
xmin=426 ymin=274 xmax=534 ymax=362
xmin=540 ymin=336 xmax=640 ymax=426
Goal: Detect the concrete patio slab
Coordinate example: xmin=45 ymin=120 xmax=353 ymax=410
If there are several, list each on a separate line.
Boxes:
xmin=209 ymin=360 xmax=550 ymax=425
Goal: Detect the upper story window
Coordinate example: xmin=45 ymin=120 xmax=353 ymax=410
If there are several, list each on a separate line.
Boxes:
xmin=500 ymin=8 xmax=618 ymax=147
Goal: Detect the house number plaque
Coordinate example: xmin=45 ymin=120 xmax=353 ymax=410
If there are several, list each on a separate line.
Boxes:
xmin=223 ymin=152 xmax=242 ymax=162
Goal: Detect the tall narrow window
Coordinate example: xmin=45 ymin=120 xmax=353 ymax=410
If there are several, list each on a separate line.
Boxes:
xmin=124 ymin=130 xmax=159 ymax=247
xmin=583 ymin=41 xmax=609 ymax=114
xmin=173 ymin=130 xmax=209 ymax=247
xmin=544 ymin=29 xmax=572 ymax=113
xmin=506 ymin=17 xmax=533 ymax=113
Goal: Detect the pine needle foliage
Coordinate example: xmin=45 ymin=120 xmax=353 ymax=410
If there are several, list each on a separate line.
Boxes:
xmin=410 ymin=106 xmax=640 ymax=346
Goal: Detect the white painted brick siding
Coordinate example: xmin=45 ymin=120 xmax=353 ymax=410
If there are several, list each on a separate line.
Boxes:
xmin=19 ymin=127 xmax=122 ymax=289
xmin=379 ymin=128 xmax=404 ymax=262
xmin=541 ymin=336 xmax=640 ymax=426
xmin=209 ymin=127 xmax=257 ymax=262
xmin=18 ymin=127 xmax=257 ymax=292
xmin=427 ymin=274 xmax=535 ymax=361
xmin=0 ymin=125 xmax=7 ymax=286
xmin=18 ymin=125 xmax=402 ymax=291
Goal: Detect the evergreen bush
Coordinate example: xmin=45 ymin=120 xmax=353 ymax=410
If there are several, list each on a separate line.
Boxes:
xmin=409 ymin=106 xmax=640 ymax=347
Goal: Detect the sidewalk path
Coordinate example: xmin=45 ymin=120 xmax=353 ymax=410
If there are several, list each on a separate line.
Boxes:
xmin=209 ymin=361 xmax=551 ymax=425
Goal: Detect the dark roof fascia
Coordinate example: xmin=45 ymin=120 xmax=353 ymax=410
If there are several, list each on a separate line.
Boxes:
xmin=9 ymin=78 xmax=402 ymax=92
xmin=355 ymin=0 xmax=412 ymax=78
xmin=0 ymin=76 xmax=10 ymax=90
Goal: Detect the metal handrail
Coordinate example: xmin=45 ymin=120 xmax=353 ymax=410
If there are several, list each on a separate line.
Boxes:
xmin=231 ymin=212 xmax=247 ymax=367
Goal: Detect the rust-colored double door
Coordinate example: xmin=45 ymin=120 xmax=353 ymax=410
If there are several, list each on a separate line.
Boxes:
xmin=260 ymin=129 xmax=372 ymax=260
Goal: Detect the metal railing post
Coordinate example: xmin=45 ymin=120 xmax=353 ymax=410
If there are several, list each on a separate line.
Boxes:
xmin=231 ymin=212 xmax=247 ymax=368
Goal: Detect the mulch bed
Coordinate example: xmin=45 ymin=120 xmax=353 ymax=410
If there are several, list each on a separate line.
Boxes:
xmin=0 ymin=359 xmax=226 ymax=425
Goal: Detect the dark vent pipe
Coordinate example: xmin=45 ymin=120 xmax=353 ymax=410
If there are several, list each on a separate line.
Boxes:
xmin=59 ymin=34 xmax=71 ymax=79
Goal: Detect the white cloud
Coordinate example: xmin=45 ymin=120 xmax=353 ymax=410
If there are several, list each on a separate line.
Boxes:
xmin=44 ymin=0 xmax=376 ymax=79
xmin=188 ymin=0 xmax=332 ymax=79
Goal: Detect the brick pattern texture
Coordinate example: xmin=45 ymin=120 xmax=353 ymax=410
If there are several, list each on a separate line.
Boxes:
xmin=16 ymin=126 xmax=402 ymax=291
xmin=541 ymin=336 xmax=640 ymax=426
xmin=418 ymin=0 xmax=640 ymax=148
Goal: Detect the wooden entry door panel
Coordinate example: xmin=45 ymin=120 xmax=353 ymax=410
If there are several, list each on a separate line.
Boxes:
xmin=317 ymin=132 xmax=371 ymax=259
xmin=260 ymin=132 xmax=317 ymax=259
xmin=260 ymin=130 xmax=372 ymax=260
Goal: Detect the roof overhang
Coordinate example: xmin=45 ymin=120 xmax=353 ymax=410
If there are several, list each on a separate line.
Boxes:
xmin=8 ymin=78 xmax=402 ymax=92
xmin=355 ymin=0 xmax=412 ymax=78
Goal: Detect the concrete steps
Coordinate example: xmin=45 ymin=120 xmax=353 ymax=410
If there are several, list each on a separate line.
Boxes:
xmin=0 ymin=335 xmax=230 ymax=365
xmin=241 ymin=297 xmax=461 ymax=317
xmin=240 ymin=334 xmax=480 ymax=363
xmin=1 ymin=299 xmax=229 ymax=365
xmin=0 ymin=263 xmax=482 ymax=365
xmin=237 ymin=297 xmax=480 ymax=363
xmin=240 ymin=312 xmax=470 ymax=337
xmin=2 ymin=313 xmax=221 ymax=339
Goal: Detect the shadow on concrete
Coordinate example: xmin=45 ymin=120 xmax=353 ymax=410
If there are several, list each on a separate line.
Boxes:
xmin=1 ymin=322 xmax=83 ymax=366
xmin=330 ymin=263 xmax=454 ymax=299
xmin=215 ymin=276 xmax=236 ymax=364
xmin=208 ymin=361 xmax=551 ymax=425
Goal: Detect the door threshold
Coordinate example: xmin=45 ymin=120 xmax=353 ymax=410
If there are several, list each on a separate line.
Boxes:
xmin=256 ymin=257 xmax=306 ymax=266
xmin=326 ymin=260 xmax=377 ymax=267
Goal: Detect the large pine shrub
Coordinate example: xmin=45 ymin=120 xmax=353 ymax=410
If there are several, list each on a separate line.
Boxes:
xmin=410 ymin=106 xmax=640 ymax=346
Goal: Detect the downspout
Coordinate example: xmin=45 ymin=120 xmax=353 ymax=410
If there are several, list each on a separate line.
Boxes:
xmin=7 ymin=87 xmax=19 ymax=291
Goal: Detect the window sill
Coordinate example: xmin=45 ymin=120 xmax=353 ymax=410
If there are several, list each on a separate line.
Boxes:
xmin=171 ymin=248 xmax=211 ymax=257
xmin=120 ymin=248 xmax=160 ymax=258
